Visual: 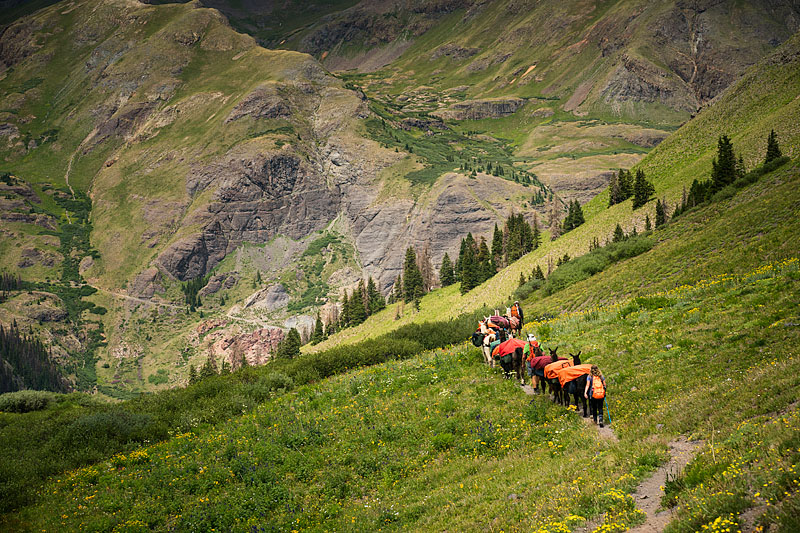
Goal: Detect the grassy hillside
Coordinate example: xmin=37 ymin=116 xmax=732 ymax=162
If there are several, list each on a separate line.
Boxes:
xmin=3 ymin=253 xmax=798 ymax=531
xmin=312 ymin=31 xmax=800 ymax=352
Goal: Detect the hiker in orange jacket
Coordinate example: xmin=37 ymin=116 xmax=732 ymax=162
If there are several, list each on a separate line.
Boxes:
xmin=583 ymin=365 xmax=606 ymax=427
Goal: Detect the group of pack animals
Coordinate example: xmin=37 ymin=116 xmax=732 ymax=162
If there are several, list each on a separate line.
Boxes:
xmin=472 ymin=314 xmax=600 ymax=418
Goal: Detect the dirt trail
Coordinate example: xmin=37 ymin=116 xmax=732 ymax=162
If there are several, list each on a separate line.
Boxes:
xmin=627 ymin=437 xmax=703 ymax=533
xmin=522 ymin=384 xmax=618 ymax=440
xmin=522 ymin=383 xmax=701 ymax=532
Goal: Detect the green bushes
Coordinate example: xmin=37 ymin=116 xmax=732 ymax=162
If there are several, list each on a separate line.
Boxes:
xmin=542 ymin=236 xmax=654 ymax=296
xmin=0 ymin=390 xmax=59 ymax=413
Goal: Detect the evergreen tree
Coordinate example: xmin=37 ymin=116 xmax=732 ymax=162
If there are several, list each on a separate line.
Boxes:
xmin=393 ymin=274 xmax=403 ymax=302
xmin=765 ymin=129 xmax=782 ymax=164
xmin=199 ymin=354 xmax=218 ymax=380
xmin=563 ymin=200 xmax=585 ymax=232
xmin=533 ymin=265 xmax=545 ymax=280
xmin=608 ymin=172 xmax=620 ymax=207
xmin=645 ymin=214 xmax=652 ymax=232
xmin=491 ymin=223 xmax=504 ymax=271
xmin=711 ymin=134 xmax=737 ymax=192
xmin=459 ymin=235 xmax=479 ymax=294
xmin=439 ymin=253 xmax=455 ymax=287
xmin=477 ymin=237 xmax=493 ymax=283
xmin=612 ymin=223 xmax=625 ymax=242
xmin=277 ymin=328 xmax=301 ymax=359
xmin=366 ymin=277 xmax=385 ymax=314
xmin=532 ymin=214 xmax=541 ymax=250
xmin=618 ymin=169 xmax=633 ymax=202
xmin=403 ymin=247 xmax=424 ymax=303
xmin=655 ymin=198 xmax=667 ymax=228
xmin=238 ymin=353 xmax=249 ymax=370
xmin=340 ymin=291 xmax=351 ymax=328
xmin=632 ymin=169 xmax=655 ymax=209
xmin=220 ymin=360 xmax=231 ymax=375
xmin=519 ymin=271 xmax=527 ymax=287
xmin=350 ymin=281 xmax=367 ymax=325
xmin=188 ymin=364 xmax=198 ymax=385
xmin=311 ymin=313 xmax=324 ymax=344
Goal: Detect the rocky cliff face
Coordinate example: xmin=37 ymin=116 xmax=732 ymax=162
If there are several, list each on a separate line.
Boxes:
xmin=433 ymin=97 xmax=526 ymax=120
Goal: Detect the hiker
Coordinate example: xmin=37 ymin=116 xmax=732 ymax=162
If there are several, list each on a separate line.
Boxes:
xmin=510 ymin=301 xmax=524 ymax=336
xmin=583 ymin=364 xmax=606 ymax=427
xmin=523 ymin=333 xmax=540 ymax=391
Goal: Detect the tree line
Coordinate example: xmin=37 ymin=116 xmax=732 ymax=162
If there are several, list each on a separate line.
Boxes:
xmin=0 ymin=320 xmax=69 ymax=393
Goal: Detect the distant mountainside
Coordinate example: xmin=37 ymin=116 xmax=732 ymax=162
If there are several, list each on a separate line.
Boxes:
xmin=0 ymin=0 xmax=549 ymax=395
xmin=0 ymin=0 xmax=798 ymax=396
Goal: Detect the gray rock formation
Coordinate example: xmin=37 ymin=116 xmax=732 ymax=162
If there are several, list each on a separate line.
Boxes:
xmin=224 ymin=85 xmax=291 ymax=123
xmin=128 ymin=267 xmax=164 ymax=299
xmin=244 ymin=284 xmax=290 ymax=311
xmin=434 ymin=97 xmax=526 ymax=120
xmin=159 ymin=150 xmax=340 ymax=281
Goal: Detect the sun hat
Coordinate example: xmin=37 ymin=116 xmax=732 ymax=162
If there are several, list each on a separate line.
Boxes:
xmin=527 ymin=333 xmax=536 ymax=342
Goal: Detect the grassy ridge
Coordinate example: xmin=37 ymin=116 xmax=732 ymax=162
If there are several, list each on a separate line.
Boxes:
xmin=4 ymin=258 xmax=798 ymax=531
xmin=311 ymin=32 xmax=800 ymax=353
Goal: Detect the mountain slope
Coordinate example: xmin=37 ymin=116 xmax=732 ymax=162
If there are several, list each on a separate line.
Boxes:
xmin=0 ymin=0 xmax=551 ymax=395
xmin=313 ymin=29 xmax=800 ymax=351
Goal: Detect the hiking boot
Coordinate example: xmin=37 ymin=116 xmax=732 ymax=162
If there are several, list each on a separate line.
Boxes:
xmin=599 ymin=423 xmax=604 ymax=428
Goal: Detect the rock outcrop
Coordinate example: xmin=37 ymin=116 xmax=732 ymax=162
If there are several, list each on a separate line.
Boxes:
xmin=434 ymin=97 xmax=526 ymax=120
xmin=159 ymin=150 xmax=340 ymax=281
xmin=244 ymin=284 xmax=290 ymax=311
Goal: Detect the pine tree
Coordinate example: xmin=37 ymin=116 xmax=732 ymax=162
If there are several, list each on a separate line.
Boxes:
xmin=311 ymin=313 xmax=324 ymax=344
xmin=366 ymin=277 xmax=385 ymax=314
xmin=340 ymin=291 xmax=351 ymax=328
xmin=612 ymin=223 xmax=625 ymax=242
xmin=393 ymin=274 xmax=403 ymax=303
xmin=491 ymin=223 xmax=504 ymax=271
xmin=563 ymin=200 xmax=585 ymax=232
xmin=519 ymin=271 xmax=527 ymax=287
xmin=765 ymin=129 xmax=782 ymax=164
xmin=618 ymin=169 xmax=633 ymax=201
xmin=655 ymin=199 xmax=667 ymax=228
xmin=533 ymin=265 xmax=545 ymax=280
xmin=711 ymin=134 xmax=737 ymax=192
xmin=238 ymin=353 xmax=249 ymax=370
xmin=439 ymin=253 xmax=455 ymax=287
xmin=459 ymin=235 xmax=479 ymax=294
xmin=403 ymin=247 xmax=424 ymax=303
xmin=350 ymin=283 xmax=367 ymax=325
xmin=188 ymin=364 xmax=198 ymax=385
xmin=645 ymin=214 xmax=652 ymax=232
xmin=632 ymin=169 xmax=655 ymax=209
xmin=608 ymin=172 xmax=620 ymax=207
xmin=532 ymin=214 xmax=541 ymax=249
xmin=199 ymin=354 xmax=218 ymax=379
xmin=277 ymin=328 xmax=301 ymax=359
xmin=220 ymin=360 xmax=231 ymax=375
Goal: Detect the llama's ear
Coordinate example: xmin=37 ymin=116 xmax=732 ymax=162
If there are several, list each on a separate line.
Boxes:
xmin=577 ymin=350 xmax=582 ymax=356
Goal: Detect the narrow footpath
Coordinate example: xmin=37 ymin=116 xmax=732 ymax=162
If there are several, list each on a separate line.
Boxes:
xmin=521 ymin=383 xmax=702 ymax=532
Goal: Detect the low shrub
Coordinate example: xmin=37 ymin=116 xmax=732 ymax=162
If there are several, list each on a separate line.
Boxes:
xmin=0 ymin=390 xmax=59 ymax=413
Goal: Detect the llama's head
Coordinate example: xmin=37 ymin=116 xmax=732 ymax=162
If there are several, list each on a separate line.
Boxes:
xmin=548 ymin=346 xmax=559 ymax=361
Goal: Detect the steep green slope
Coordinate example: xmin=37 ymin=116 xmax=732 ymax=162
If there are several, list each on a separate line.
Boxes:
xmin=4 ymin=257 xmax=798 ymax=531
xmin=313 ymin=30 xmax=800 ymax=351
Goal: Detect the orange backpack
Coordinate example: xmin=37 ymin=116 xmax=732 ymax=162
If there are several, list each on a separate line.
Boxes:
xmin=511 ymin=304 xmax=520 ymax=319
xmin=591 ymin=375 xmax=606 ymax=399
